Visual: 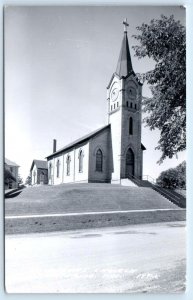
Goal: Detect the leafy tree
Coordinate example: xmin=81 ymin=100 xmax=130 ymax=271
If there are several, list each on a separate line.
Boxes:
xmin=18 ymin=174 xmax=23 ymax=186
xmin=133 ymin=15 xmax=186 ymax=163
xmin=4 ymin=167 xmax=16 ymax=183
xmin=156 ymin=161 xmax=186 ymax=189
xmin=25 ymin=175 xmax=32 ymax=186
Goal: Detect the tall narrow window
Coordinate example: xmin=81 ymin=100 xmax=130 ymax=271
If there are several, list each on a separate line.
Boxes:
xmin=135 ymin=104 xmax=137 ymax=109
xmin=117 ymin=102 xmax=119 ymax=108
xmin=96 ymin=149 xmax=103 ymax=172
xmin=129 ymin=117 xmax=133 ymax=135
xmin=79 ymin=150 xmax=84 ymax=173
xmin=66 ymin=155 xmax=71 ymax=176
xmin=126 ymin=101 xmax=128 ymax=107
xmin=56 ymin=159 xmax=60 ymax=178
xmin=130 ymin=102 xmax=133 ymax=108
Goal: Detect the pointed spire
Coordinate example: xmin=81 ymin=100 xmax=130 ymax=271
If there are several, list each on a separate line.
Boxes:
xmin=115 ymin=18 xmax=133 ymax=77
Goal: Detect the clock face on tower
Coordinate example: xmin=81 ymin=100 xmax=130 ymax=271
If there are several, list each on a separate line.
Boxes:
xmin=110 ymin=88 xmax=119 ymax=102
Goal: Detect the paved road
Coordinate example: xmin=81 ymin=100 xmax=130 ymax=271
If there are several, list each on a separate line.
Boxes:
xmin=5 ymin=222 xmax=186 ymax=293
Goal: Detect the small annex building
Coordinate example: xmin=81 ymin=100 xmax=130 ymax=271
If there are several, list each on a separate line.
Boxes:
xmin=30 ymin=160 xmax=48 ymax=185
xmin=45 ymin=20 xmax=146 ymax=185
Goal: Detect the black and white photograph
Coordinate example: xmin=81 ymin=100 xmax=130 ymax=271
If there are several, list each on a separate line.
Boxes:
xmin=4 ymin=5 xmax=186 ymax=293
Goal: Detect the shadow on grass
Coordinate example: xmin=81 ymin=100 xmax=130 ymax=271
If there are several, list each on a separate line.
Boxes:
xmin=5 ymin=190 xmax=23 ymax=198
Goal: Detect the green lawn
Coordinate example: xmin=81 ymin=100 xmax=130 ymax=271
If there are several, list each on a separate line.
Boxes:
xmin=5 ymin=183 xmax=179 ymax=216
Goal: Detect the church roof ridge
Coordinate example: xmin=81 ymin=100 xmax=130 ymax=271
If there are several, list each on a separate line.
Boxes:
xmin=46 ymin=124 xmax=111 ymax=159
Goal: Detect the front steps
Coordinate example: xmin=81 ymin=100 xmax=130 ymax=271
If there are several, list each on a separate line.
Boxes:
xmin=120 ymin=179 xmax=138 ymax=187
xmin=122 ymin=176 xmax=186 ymax=208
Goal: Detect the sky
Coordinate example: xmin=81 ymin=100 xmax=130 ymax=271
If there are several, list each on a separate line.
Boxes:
xmin=4 ymin=5 xmax=186 ymax=182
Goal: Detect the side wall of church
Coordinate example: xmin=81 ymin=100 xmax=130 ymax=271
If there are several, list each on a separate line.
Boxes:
xmin=47 ymin=142 xmax=89 ymax=184
xmin=88 ymin=128 xmax=112 ymax=183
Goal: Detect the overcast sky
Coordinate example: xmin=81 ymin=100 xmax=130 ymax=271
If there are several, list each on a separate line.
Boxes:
xmin=4 ymin=5 xmax=185 ymax=181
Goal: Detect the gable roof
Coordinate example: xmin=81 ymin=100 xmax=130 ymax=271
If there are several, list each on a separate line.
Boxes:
xmin=30 ymin=160 xmax=48 ymax=171
xmin=5 ymin=158 xmax=20 ymax=167
xmin=46 ymin=124 xmax=110 ymax=159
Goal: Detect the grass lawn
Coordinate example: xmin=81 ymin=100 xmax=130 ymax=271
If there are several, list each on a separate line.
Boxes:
xmin=5 ymin=183 xmax=179 ymax=216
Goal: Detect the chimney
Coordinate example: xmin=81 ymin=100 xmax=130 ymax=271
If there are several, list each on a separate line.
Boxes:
xmin=53 ymin=139 xmax=57 ymax=153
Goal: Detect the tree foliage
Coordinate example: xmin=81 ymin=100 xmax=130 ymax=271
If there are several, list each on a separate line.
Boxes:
xmin=4 ymin=167 xmax=16 ymax=183
xmin=25 ymin=175 xmax=32 ymax=186
xmin=133 ymin=15 xmax=186 ymax=163
xmin=156 ymin=161 xmax=186 ymax=189
xmin=18 ymin=174 xmax=23 ymax=186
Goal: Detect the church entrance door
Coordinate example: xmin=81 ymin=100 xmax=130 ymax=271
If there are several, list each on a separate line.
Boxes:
xmin=125 ymin=148 xmax=134 ymax=178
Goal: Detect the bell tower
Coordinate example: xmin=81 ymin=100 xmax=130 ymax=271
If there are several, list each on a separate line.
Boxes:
xmin=107 ymin=19 xmax=145 ymax=184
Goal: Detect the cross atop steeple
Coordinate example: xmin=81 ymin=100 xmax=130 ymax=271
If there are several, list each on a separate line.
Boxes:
xmin=123 ymin=18 xmax=129 ymax=33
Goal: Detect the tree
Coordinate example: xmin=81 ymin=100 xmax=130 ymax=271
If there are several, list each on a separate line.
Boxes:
xmin=133 ymin=15 xmax=186 ymax=163
xmin=156 ymin=161 xmax=186 ymax=189
xmin=4 ymin=167 xmax=16 ymax=183
xmin=18 ymin=174 xmax=23 ymax=186
xmin=25 ymin=175 xmax=32 ymax=186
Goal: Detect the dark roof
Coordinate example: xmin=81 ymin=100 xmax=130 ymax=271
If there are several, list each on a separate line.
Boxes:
xmin=115 ymin=32 xmax=133 ymax=77
xmin=46 ymin=124 xmax=110 ymax=159
xmin=30 ymin=160 xmax=48 ymax=171
xmin=5 ymin=158 xmax=20 ymax=167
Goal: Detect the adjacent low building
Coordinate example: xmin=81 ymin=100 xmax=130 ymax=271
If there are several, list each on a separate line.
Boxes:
xmin=30 ymin=160 xmax=48 ymax=185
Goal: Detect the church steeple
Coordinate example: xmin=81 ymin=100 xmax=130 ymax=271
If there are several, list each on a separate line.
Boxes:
xmin=115 ymin=18 xmax=133 ymax=77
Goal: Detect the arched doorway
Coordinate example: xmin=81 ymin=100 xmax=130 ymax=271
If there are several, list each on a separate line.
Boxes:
xmin=125 ymin=148 xmax=134 ymax=178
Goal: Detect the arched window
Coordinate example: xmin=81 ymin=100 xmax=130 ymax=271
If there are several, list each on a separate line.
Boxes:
xmin=49 ymin=162 xmax=52 ymax=179
xmin=129 ymin=117 xmax=133 ymax=135
xmin=66 ymin=155 xmax=71 ymax=176
xmin=96 ymin=149 xmax=103 ymax=172
xmin=56 ymin=159 xmax=60 ymax=178
xmin=130 ymin=102 xmax=133 ymax=108
xmin=78 ymin=149 xmax=84 ymax=173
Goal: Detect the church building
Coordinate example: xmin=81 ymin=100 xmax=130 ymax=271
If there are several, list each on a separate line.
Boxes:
xmin=46 ymin=19 xmax=146 ymax=185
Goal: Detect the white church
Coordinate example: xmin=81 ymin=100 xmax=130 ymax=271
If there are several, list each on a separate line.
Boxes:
xmin=31 ymin=19 xmax=146 ymax=185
